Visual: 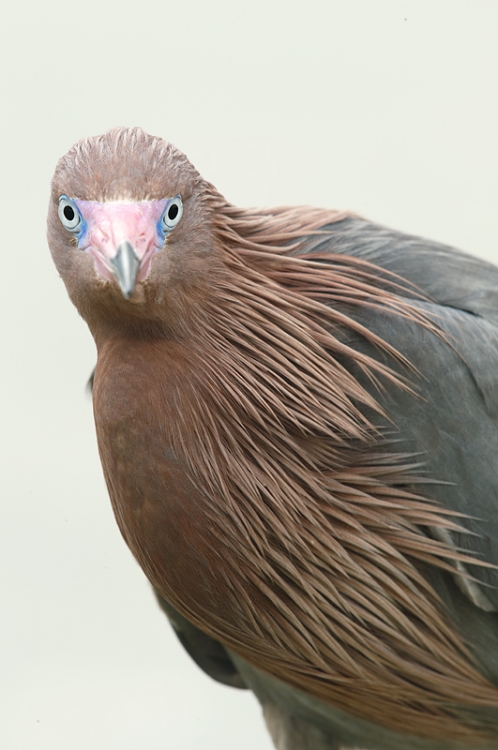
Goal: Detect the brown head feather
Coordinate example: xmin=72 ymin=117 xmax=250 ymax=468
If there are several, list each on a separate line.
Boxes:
xmin=50 ymin=128 xmax=498 ymax=743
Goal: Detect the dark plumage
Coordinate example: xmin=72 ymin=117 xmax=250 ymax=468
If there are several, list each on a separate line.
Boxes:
xmin=48 ymin=127 xmax=498 ymax=749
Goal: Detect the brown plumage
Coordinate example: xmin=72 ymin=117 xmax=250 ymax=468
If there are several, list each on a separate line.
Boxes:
xmin=48 ymin=127 xmax=498 ymax=749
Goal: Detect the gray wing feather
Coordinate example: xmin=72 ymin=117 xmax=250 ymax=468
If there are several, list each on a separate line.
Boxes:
xmin=303 ymin=218 xmax=498 ymax=324
xmin=155 ymin=592 xmax=247 ymax=689
xmin=299 ymin=219 xmax=498 ymax=629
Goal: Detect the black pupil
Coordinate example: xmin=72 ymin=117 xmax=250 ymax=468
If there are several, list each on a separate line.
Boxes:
xmin=168 ymin=203 xmax=179 ymax=221
xmin=63 ymin=205 xmax=75 ymax=221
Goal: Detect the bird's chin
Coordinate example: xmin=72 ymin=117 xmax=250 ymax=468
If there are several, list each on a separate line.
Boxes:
xmin=90 ymin=273 xmax=147 ymax=307
xmin=105 ymin=278 xmax=147 ymax=305
xmin=126 ymin=283 xmax=146 ymax=305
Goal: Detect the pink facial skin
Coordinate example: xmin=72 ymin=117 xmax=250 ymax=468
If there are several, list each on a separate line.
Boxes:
xmin=74 ymin=199 xmax=169 ymax=284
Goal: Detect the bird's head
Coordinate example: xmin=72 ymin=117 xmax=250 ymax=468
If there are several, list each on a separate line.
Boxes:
xmin=48 ymin=127 xmax=222 ymax=334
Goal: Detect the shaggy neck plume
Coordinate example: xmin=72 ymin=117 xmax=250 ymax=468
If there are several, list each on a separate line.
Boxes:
xmin=93 ymin=201 xmax=498 ymax=743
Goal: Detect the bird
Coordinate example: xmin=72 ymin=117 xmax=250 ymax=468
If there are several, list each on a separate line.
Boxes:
xmin=47 ymin=126 xmax=498 ymax=750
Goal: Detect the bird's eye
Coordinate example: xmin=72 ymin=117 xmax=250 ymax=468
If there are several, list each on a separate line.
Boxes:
xmin=58 ymin=196 xmax=83 ymax=233
xmin=161 ymin=195 xmax=183 ymax=233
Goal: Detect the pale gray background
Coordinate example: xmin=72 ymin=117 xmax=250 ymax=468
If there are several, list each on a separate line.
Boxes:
xmin=1 ymin=1 xmax=497 ymax=748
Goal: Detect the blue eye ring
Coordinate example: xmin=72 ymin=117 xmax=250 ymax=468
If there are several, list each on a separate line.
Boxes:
xmin=58 ymin=195 xmax=84 ymax=236
xmin=160 ymin=195 xmax=183 ymax=236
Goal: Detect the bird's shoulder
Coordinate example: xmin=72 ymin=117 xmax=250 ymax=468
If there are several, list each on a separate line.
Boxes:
xmin=297 ymin=216 xmax=498 ymax=324
xmin=298 ymin=217 xmax=498 ymax=621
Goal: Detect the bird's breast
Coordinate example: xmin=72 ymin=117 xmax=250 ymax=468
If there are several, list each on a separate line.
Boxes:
xmin=91 ymin=336 xmax=233 ymax=621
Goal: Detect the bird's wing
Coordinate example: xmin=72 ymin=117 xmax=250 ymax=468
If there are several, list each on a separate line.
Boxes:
xmin=298 ymin=218 xmax=498 ymax=618
xmin=301 ymin=217 xmax=498 ymax=325
xmin=154 ymin=592 xmax=247 ymax=689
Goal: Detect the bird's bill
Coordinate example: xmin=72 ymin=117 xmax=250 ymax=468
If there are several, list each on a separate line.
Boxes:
xmin=74 ymin=199 xmax=168 ymax=298
xmin=109 ymin=241 xmax=141 ymax=299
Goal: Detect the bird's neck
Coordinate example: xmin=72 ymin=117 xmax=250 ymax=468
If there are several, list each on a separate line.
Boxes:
xmin=90 ymin=267 xmax=498 ymax=742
